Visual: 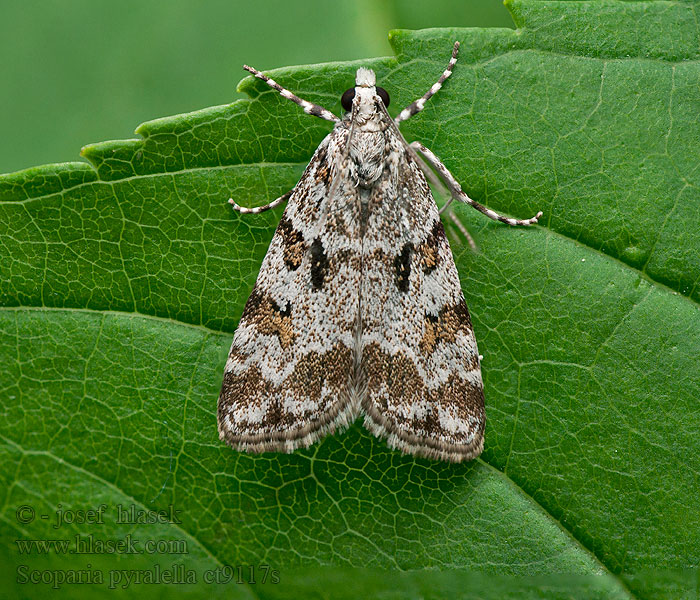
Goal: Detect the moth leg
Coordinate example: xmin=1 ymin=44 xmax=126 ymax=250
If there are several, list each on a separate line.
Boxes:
xmin=407 ymin=145 xmax=478 ymax=250
xmin=410 ymin=141 xmax=543 ymax=226
xmin=243 ymin=65 xmax=339 ymax=123
xmin=228 ymin=190 xmax=292 ymax=215
xmin=447 ymin=212 xmax=477 ymax=250
xmin=395 ymin=41 xmax=460 ymax=124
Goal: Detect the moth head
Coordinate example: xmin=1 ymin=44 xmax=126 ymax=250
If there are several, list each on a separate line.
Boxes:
xmin=341 ymin=68 xmax=390 ymax=113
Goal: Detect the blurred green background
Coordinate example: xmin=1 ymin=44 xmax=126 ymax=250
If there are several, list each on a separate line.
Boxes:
xmin=0 ymin=0 xmax=512 ymax=175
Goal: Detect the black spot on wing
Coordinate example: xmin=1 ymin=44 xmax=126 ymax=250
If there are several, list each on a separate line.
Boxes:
xmin=310 ymin=237 xmax=328 ymax=289
xmin=394 ymin=242 xmax=413 ymax=292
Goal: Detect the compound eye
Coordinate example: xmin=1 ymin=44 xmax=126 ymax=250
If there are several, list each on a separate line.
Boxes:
xmin=376 ymin=87 xmax=390 ymax=107
xmin=341 ymin=88 xmax=355 ymax=112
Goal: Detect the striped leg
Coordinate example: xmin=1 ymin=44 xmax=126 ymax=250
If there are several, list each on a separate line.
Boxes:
xmin=243 ymin=65 xmax=339 ymax=123
xmin=411 ymin=141 xmax=543 ymax=226
xmin=229 ymin=190 xmax=292 ymax=215
xmin=395 ymin=41 xmax=460 ymax=124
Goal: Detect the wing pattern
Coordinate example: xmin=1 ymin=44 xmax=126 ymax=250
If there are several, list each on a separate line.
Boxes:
xmin=218 ymin=127 xmax=364 ymax=452
xmin=359 ymin=134 xmax=485 ymax=462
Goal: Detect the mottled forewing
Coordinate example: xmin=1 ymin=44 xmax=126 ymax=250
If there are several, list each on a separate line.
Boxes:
xmin=218 ymin=128 xmax=362 ymax=452
xmin=360 ymin=137 xmax=485 ymax=462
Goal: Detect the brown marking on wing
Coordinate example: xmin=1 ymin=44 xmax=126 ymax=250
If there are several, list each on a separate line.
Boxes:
xmin=219 ymin=343 xmax=354 ymax=434
xmin=277 ymin=216 xmax=306 ymax=271
xmin=238 ymin=287 xmax=296 ymax=350
xmin=362 ymin=342 xmax=484 ymax=446
xmin=419 ymin=300 xmax=477 ymax=362
xmin=417 ymin=219 xmax=446 ymax=273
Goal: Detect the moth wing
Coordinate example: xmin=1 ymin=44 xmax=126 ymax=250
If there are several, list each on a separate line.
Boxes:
xmin=360 ymin=144 xmax=485 ymax=462
xmin=218 ymin=128 xmax=362 ymax=453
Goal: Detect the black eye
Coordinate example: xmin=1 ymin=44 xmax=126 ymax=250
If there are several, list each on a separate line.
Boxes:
xmin=341 ymin=88 xmax=355 ymax=112
xmin=376 ymin=87 xmax=390 ymax=107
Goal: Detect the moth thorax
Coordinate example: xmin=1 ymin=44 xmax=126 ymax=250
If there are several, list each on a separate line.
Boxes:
xmin=350 ymin=130 xmax=386 ymax=187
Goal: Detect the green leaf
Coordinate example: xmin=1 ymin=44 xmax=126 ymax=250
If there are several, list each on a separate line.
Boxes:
xmin=2 ymin=1 xmax=699 ymax=598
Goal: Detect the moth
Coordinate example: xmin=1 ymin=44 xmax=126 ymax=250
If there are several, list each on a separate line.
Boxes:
xmin=218 ymin=43 xmax=541 ymax=462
